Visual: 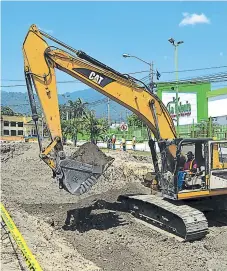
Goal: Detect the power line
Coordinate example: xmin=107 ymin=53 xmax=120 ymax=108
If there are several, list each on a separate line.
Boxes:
xmin=1 ymin=103 xmax=30 ymax=107
xmin=139 ymin=65 xmax=227 ymax=78
xmin=0 ymin=80 xmax=84 ymax=88
xmin=2 ymin=65 xmax=227 ymax=86
xmin=87 ymin=98 xmax=108 ymax=107
xmin=0 ymin=84 xmax=26 ymax=88
xmin=142 ymin=71 xmax=227 ymax=85
xmin=142 ymin=69 xmax=227 ymax=81
xmin=1 ymin=98 xmax=109 ymax=110
xmin=161 ymin=65 xmax=227 ymax=74
xmin=127 ymin=70 xmax=150 ymax=75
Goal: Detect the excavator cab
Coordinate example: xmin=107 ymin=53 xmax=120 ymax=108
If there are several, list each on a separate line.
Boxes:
xmin=171 ymin=139 xmax=227 ymax=200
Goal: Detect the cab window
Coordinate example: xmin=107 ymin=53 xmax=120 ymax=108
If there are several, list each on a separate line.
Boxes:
xmin=211 ymin=142 xmax=227 ymax=169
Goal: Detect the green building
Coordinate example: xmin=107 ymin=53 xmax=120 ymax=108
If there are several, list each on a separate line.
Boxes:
xmin=156 ymin=83 xmax=227 ymax=138
xmin=157 ymin=82 xmax=210 ymax=125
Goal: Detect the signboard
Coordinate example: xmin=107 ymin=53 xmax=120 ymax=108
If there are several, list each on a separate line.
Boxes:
xmin=120 ymin=122 xmax=128 ymax=131
xmin=162 ymin=92 xmax=197 ymax=125
xmin=208 ymin=94 xmax=227 ymax=117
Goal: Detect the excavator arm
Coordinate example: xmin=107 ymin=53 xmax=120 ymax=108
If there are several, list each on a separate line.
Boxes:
xmin=23 ymin=24 xmax=177 ymax=195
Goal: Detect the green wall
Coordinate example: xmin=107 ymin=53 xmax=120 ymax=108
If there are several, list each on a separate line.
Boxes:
xmin=206 ymin=87 xmax=227 ymax=98
xmin=157 ymin=82 xmax=210 ymax=123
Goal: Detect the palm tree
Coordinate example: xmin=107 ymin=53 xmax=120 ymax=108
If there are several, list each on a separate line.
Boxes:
xmin=61 ymin=119 xmax=84 ymax=145
xmin=84 ymin=111 xmax=109 ymax=144
xmin=68 ymin=98 xmax=88 ymax=118
xmin=60 ymin=98 xmax=88 ymax=146
xmin=59 ymin=104 xmax=69 ymax=120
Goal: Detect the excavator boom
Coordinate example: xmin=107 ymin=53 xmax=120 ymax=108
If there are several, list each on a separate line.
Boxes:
xmin=23 ymin=24 xmax=177 ymax=195
xmin=23 ymin=25 xmax=176 ymax=141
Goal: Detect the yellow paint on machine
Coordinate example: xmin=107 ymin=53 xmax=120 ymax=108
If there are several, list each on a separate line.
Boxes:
xmin=177 ymin=190 xmax=210 ymax=199
xmin=0 ymin=203 xmax=43 ymax=271
xmin=178 ymin=189 xmax=227 ymax=199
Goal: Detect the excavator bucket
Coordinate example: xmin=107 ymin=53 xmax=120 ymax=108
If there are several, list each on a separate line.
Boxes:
xmin=56 ymin=142 xmax=114 ymax=195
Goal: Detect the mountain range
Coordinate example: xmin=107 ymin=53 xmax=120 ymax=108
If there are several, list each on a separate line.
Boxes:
xmin=1 ymin=88 xmax=130 ymax=122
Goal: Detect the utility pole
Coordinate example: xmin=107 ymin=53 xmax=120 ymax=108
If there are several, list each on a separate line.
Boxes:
xmin=125 ymin=109 xmax=128 ymax=121
xmin=175 ymin=45 xmax=179 ymax=137
xmin=168 ymin=38 xmax=184 ymax=137
xmin=149 ymin=61 xmax=154 ymax=92
xmin=107 ymin=98 xmax=110 ymax=125
xmin=122 ymin=54 xmax=157 ymax=144
xmin=120 ymin=111 xmax=122 ymax=123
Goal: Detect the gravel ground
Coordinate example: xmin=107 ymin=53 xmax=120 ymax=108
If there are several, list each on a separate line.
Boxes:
xmin=1 ymin=142 xmax=227 ymax=271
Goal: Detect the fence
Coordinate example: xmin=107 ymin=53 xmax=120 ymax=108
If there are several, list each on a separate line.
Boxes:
xmin=105 ymin=121 xmax=227 ymax=142
xmin=63 ymin=120 xmax=227 ymax=143
xmin=178 ymin=121 xmax=227 ymax=140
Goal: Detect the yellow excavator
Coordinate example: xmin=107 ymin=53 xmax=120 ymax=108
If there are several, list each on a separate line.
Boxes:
xmin=23 ymin=24 xmax=227 ymax=242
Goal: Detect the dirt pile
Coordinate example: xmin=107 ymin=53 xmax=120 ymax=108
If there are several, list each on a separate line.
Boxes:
xmin=1 ymin=142 xmax=227 ymax=271
xmin=79 ymin=149 xmax=154 ymax=198
xmin=71 ymin=142 xmax=114 ymax=167
xmin=1 ymin=142 xmax=31 ymax=162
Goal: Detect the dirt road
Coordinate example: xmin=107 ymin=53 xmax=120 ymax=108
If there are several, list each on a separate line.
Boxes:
xmin=1 ymin=142 xmax=227 ymax=271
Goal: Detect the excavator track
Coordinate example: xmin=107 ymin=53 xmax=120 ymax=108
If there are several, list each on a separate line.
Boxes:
xmin=117 ymin=194 xmax=208 ymax=242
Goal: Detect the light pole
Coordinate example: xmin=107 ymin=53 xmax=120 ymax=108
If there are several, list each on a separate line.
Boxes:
xmin=168 ymin=38 xmax=184 ymax=137
xmin=123 ymin=53 xmax=158 ymax=146
xmin=122 ymin=54 xmax=154 ymax=92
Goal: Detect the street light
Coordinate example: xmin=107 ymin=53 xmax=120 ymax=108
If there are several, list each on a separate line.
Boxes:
xmin=122 ymin=53 xmax=151 ymax=66
xmin=168 ymin=37 xmax=184 ymax=137
xmin=122 ymin=53 xmax=154 ymax=92
xmin=123 ymin=53 xmax=159 ymax=147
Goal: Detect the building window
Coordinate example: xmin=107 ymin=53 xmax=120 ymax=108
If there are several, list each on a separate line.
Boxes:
xmin=4 ymin=121 xmax=9 ymax=126
xmin=18 ymin=130 xmax=24 ymax=136
xmin=11 ymin=130 xmax=16 ymax=136
xmin=18 ymin=122 xmax=23 ymax=127
xmin=10 ymin=122 xmax=16 ymax=127
xmin=31 ymin=128 xmax=37 ymax=136
xmin=3 ymin=130 xmax=9 ymax=135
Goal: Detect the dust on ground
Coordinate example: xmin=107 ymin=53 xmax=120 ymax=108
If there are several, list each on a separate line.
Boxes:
xmin=1 ymin=141 xmax=227 ymax=271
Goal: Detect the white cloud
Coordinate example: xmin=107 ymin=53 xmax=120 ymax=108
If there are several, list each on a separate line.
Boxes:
xmin=220 ymin=52 xmax=223 ymax=57
xmin=37 ymin=25 xmax=54 ymax=34
xmin=179 ymin=13 xmax=210 ymax=26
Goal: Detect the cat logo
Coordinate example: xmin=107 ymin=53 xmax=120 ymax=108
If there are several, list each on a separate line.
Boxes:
xmin=73 ymin=68 xmax=115 ymax=87
xmin=88 ymin=71 xmax=104 ymax=85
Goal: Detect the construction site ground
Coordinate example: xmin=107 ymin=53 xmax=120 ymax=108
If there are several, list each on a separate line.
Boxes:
xmin=1 ymin=141 xmax=227 ymax=271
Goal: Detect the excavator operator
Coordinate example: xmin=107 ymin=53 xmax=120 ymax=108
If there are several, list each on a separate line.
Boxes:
xmin=183 ymin=151 xmax=198 ymax=173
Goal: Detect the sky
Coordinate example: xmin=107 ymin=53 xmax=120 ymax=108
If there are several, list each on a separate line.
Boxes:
xmin=1 ymin=1 xmax=227 ymax=94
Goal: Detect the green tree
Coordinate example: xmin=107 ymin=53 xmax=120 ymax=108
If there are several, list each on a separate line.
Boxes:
xmin=60 ymin=98 xmax=88 ymax=120
xmin=59 ymin=104 xmax=68 ymax=120
xmin=61 ymin=118 xmax=84 ymax=144
xmin=1 ymin=106 xmax=23 ymax=116
xmin=127 ymin=113 xmax=143 ymax=128
xmin=60 ymin=98 xmax=88 ymax=145
xmin=84 ymin=111 xmax=108 ymax=144
xmin=68 ymin=98 xmax=88 ymax=118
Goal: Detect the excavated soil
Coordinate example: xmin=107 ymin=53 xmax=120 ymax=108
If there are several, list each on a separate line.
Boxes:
xmin=1 ymin=142 xmax=227 ymax=271
xmin=71 ymin=142 xmax=114 ymax=167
